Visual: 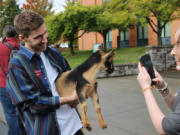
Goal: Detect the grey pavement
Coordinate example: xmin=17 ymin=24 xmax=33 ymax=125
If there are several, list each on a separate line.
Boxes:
xmin=0 ymin=71 xmax=180 ymax=135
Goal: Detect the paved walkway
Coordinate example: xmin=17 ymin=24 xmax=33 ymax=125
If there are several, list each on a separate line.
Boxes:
xmin=0 ymin=71 xmax=180 ymax=135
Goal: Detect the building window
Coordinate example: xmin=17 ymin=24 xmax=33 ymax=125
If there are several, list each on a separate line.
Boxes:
xmin=161 ymin=23 xmax=171 ymax=45
xmin=118 ymin=29 xmax=129 ymax=48
xmin=137 ymin=25 xmax=148 ymax=46
xmin=120 ymin=29 xmax=129 ymax=41
xmin=106 ymin=31 xmax=112 ymax=41
xmin=161 ymin=23 xmax=171 ymax=37
xmin=106 ymin=31 xmax=112 ymax=49
xmin=138 ymin=26 xmax=148 ymax=39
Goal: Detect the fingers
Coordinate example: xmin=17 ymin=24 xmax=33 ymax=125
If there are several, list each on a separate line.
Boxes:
xmin=138 ymin=62 xmax=142 ymax=72
xmin=70 ymin=91 xmax=79 ymax=107
xmin=138 ymin=62 xmax=144 ymax=74
xmin=73 ymin=90 xmax=78 ymax=99
xmin=71 ymin=100 xmax=79 ymax=107
xmin=152 ymin=78 xmax=159 ymax=82
xmin=138 ymin=62 xmax=149 ymax=76
xmin=153 ymin=68 xmax=159 ymax=76
xmin=153 ymin=68 xmax=164 ymax=81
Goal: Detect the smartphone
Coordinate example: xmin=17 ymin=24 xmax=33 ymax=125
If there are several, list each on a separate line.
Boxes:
xmin=139 ymin=53 xmax=156 ymax=85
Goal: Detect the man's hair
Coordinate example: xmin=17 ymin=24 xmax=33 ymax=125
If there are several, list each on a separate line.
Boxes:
xmin=3 ymin=25 xmax=17 ymax=38
xmin=14 ymin=10 xmax=44 ymax=37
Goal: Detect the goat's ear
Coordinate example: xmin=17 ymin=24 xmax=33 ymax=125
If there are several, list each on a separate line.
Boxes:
xmin=109 ymin=49 xmax=115 ymax=57
xmin=102 ymin=49 xmax=114 ymax=59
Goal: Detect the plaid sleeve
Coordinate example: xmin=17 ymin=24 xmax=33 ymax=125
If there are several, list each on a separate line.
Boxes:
xmin=6 ymin=63 xmax=60 ymax=114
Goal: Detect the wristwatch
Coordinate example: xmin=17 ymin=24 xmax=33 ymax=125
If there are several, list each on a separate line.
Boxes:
xmin=158 ymin=82 xmax=169 ymax=96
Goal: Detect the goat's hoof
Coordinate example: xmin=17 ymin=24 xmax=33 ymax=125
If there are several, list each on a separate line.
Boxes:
xmin=100 ymin=123 xmax=107 ymax=129
xmin=83 ymin=122 xmax=92 ymax=131
xmin=86 ymin=124 xmax=92 ymax=131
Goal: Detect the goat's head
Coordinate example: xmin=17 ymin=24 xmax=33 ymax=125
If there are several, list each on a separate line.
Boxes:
xmin=99 ymin=49 xmax=115 ymax=73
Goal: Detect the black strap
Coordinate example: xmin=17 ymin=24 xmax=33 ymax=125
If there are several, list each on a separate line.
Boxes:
xmin=5 ymin=42 xmax=14 ymax=51
xmin=0 ymin=65 xmax=6 ymax=75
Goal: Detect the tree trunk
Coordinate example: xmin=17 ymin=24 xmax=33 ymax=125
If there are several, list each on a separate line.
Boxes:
xmin=103 ymin=32 xmax=107 ymax=51
xmin=69 ymin=40 xmax=75 ymax=55
xmin=157 ymin=21 xmax=162 ymax=46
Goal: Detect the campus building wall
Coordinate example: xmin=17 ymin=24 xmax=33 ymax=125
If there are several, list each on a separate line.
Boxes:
xmin=78 ymin=31 xmax=103 ymax=50
xmin=79 ymin=0 xmax=102 ymax=5
xmin=129 ymin=27 xmax=137 ymax=47
xmin=148 ymin=16 xmax=157 ymax=46
xmin=78 ymin=0 xmax=103 ymax=50
xmin=78 ymin=0 xmax=180 ymax=50
xmin=112 ymin=29 xmax=118 ymax=48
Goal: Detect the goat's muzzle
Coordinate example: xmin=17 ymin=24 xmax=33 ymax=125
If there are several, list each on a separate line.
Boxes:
xmin=106 ymin=67 xmax=114 ymax=73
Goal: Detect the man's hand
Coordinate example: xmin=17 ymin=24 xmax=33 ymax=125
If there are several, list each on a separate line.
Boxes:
xmin=60 ymin=91 xmax=79 ymax=107
xmin=68 ymin=91 xmax=79 ymax=107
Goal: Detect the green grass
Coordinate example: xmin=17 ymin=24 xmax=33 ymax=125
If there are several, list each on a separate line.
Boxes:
xmin=61 ymin=47 xmax=146 ymax=69
xmin=114 ymin=47 xmax=146 ymax=64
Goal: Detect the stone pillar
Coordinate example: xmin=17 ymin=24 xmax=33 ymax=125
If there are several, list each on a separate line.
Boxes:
xmin=146 ymin=46 xmax=175 ymax=71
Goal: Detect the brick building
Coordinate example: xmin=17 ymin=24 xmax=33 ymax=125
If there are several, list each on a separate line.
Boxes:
xmin=78 ymin=0 xmax=180 ymax=50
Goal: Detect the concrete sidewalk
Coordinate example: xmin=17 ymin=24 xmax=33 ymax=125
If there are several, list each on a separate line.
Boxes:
xmin=0 ymin=103 xmax=8 ymax=135
xmin=0 ymin=71 xmax=180 ymax=135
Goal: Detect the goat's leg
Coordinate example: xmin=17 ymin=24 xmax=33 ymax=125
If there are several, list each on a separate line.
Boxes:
xmin=80 ymin=101 xmax=92 ymax=131
xmin=91 ymin=84 xmax=107 ymax=129
xmin=78 ymin=89 xmax=92 ymax=131
xmin=75 ymin=107 xmax=86 ymax=134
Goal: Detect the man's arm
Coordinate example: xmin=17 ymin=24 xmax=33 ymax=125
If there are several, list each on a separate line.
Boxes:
xmin=7 ymin=65 xmax=60 ymax=115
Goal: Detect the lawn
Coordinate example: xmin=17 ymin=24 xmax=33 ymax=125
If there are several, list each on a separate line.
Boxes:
xmin=60 ymin=47 xmax=146 ymax=69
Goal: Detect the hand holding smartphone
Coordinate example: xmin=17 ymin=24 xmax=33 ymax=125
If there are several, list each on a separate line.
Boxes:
xmin=139 ymin=53 xmax=156 ymax=85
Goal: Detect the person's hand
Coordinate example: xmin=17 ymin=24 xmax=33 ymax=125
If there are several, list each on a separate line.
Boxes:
xmin=68 ymin=91 xmax=79 ymax=107
xmin=60 ymin=91 xmax=79 ymax=107
xmin=152 ymin=68 xmax=165 ymax=89
xmin=137 ymin=62 xmax=151 ymax=89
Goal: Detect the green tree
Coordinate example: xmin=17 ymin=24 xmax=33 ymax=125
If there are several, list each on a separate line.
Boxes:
xmin=45 ymin=13 xmax=65 ymax=44
xmin=0 ymin=0 xmax=5 ymax=10
xmin=23 ymin=0 xmax=54 ymax=17
xmin=46 ymin=0 xmax=93 ymax=54
xmin=0 ymin=0 xmax=20 ymax=36
xmin=90 ymin=4 xmax=115 ymax=50
xmin=85 ymin=2 xmax=134 ymax=50
xmin=111 ymin=0 xmax=180 ymax=46
xmin=45 ymin=0 xmax=133 ymax=53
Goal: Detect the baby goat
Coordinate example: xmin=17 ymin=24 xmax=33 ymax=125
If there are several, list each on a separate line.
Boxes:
xmin=55 ymin=50 xmax=114 ymax=131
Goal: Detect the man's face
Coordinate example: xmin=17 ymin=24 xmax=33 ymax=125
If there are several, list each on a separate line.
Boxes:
xmin=23 ymin=23 xmax=48 ymax=54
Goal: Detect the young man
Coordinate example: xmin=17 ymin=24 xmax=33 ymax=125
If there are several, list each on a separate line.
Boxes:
xmin=137 ymin=27 xmax=180 ymax=135
xmin=6 ymin=11 xmax=82 ymax=135
xmin=0 ymin=25 xmax=25 ymax=135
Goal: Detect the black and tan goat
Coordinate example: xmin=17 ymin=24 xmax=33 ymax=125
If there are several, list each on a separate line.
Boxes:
xmin=55 ymin=50 xmax=114 ymax=131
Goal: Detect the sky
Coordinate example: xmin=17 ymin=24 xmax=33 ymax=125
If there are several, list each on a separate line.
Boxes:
xmin=16 ymin=0 xmax=66 ymax=14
